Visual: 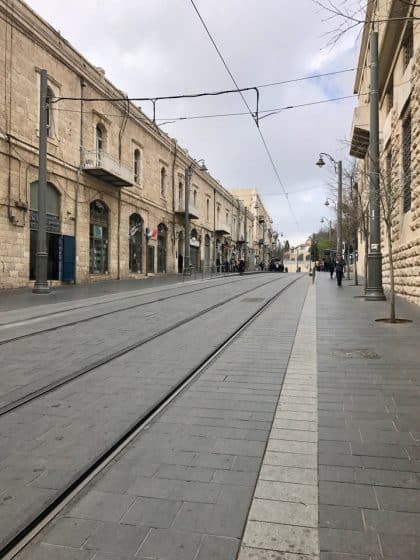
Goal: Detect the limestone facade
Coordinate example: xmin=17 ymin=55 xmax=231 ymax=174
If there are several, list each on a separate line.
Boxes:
xmin=350 ymin=0 xmax=420 ymax=306
xmin=0 ymin=0 xmax=271 ymax=289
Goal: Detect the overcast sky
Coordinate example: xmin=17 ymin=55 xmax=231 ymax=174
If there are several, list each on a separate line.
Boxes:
xmin=27 ymin=0 xmax=363 ymax=246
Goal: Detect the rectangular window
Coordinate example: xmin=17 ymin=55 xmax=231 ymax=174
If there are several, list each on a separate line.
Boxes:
xmin=386 ymin=77 xmax=393 ymax=113
xmin=206 ymin=198 xmax=210 ymax=221
xmin=402 ymin=21 xmax=413 ymax=69
xmin=402 ymin=112 xmax=411 ymax=213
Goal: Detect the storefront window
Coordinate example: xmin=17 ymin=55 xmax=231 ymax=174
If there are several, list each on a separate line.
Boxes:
xmin=129 ymin=213 xmax=143 ymax=272
xmin=89 ymin=200 xmax=109 ymax=274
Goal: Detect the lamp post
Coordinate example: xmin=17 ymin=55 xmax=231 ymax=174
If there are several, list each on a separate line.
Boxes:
xmin=184 ymin=159 xmax=207 ymax=275
xmin=316 ymin=153 xmax=342 ymax=256
xmin=33 ymin=69 xmax=50 ymax=294
xmin=365 ymin=30 xmax=385 ymax=300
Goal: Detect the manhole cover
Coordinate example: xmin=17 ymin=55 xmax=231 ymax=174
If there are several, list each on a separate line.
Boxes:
xmin=332 ymin=348 xmax=381 ymax=359
xmin=242 ymin=297 xmax=265 ymax=302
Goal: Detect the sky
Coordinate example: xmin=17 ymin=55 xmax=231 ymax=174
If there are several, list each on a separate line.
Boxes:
xmin=26 ymin=0 xmax=364 ymax=246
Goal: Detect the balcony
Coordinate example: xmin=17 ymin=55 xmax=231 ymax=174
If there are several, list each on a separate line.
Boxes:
xmin=83 ymin=150 xmax=134 ymax=187
xmin=349 ymin=105 xmax=369 ymax=159
xmin=175 ymin=201 xmax=200 ymax=220
xmin=215 ymin=222 xmax=231 ymax=235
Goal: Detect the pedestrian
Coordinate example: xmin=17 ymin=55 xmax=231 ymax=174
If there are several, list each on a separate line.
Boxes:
xmin=329 ymin=259 xmax=334 ymax=279
xmin=259 ymin=261 xmax=264 ymax=272
xmin=335 ymin=255 xmax=345 ymax=287
xmin=239 ymin=258 xmax=245 ymax=275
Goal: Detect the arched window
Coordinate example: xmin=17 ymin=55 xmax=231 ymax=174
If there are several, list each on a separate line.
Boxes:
xmin=157 ymin=223 xmax=167 ymax=272
xmin=46 ymin=86 xmax=54 ymax=137
xmin=129 ymin=213 xmax=143 ymax=272
xmin=89 ymin=200 xmax=109 ymax=274
xmin=204 ymin=234 xmax=211 ymax=267
xmin=160 ymin=167 xmax=166 ymax=198
xmin=133 ymin=149 xmax=141 ymax=183
xmin=96 ymin=125 xmax=106 ymax=164
xmin=190 ymin=228 xmax=200 ymax=271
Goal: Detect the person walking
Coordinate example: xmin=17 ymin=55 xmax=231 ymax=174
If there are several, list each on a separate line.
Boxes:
xmin=335 ymin=255 xmax=345 ymax=287
xmin=329 ymin=259 xmax=335 ymax=279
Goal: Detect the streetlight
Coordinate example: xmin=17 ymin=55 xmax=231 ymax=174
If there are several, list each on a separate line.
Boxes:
xmin=316 ymin=153 xmax=342 ymax=256
xmin=184 ymin=159 xmax=207 ymax=275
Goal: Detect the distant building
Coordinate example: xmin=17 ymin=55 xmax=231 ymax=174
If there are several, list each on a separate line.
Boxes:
xmin=284 ymin=241 xmax=311 ymax=273
xmin=229 ymin=189 xmax=273 ymax=269
xmin=349 ymin=0 xmax=419 ymax=306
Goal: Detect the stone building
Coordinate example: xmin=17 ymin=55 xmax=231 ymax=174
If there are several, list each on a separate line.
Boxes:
xmin=0 ymin=0 xmax=269 ymax=289
xmin=229 ymin=188 xmax=273 ymax=269
xmin=350 ymin=0 xmax=420 ymax=306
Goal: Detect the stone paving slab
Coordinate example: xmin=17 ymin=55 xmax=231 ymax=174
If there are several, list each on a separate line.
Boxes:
xmin=13 ymin=277 xmax=309 ymax=559
xmin=317 ymin=274 xmax=420 ymax=560
xmin=238 ymin=283 xmax=318 ymax=560
xmin=0 ymin=276 xmax=304 ymax=551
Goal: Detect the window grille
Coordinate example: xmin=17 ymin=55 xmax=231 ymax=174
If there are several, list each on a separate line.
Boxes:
xmin=402 ymin=21 xmax=413 ymax=69
xmin=386 ymin=78 xmax=393 ymax=113
xmin=402 ymin=113 xmax=411 ymax=213
xmin=133 ymin=149 xmax=141 ymax=183
xmin=160 ymin=167 xmax=166 ymax=198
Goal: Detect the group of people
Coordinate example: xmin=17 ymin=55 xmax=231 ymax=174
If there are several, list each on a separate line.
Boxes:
xmin=216 ymin=257 xmax=245 ymax=274
xmin=326 ymin=255 xmax=346 ymax=286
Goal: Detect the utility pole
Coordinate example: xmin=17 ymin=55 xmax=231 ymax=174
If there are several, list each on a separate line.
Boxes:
xmin=366 ymin=30 xmax=386 ymax=300
xmin=184 ymin=166 xmax=192 ymax=275
xmin=337 ymin=160 xmax=343 ymax=255
xmin=33 ymin=69 xmax=50 ymax=294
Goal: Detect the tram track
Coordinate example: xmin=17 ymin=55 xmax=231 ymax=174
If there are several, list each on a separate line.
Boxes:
xmin=0 ymin=275 xmax=253 ymax=346
xmin=0 ymin=273 xmax=306 ymax=560
xmin=0 ymin=275 xmax=299 ymax=417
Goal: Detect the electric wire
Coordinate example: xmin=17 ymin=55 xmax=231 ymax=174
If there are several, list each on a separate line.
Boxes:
xmin=188 ymin=0 xmax=299 ymax=228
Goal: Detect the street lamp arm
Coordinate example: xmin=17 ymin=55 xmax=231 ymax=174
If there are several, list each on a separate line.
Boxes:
xmin=318 ymin=152 xmax=338 ymax=166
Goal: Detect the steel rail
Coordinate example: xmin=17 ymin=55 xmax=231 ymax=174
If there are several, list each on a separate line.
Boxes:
xmin=0 ymin=274 xmax=306 ymax=560
xmin=0 ymin=276 xmax=298 ymax=417
xmin=0 ymin=275 xmax=251 ymax=346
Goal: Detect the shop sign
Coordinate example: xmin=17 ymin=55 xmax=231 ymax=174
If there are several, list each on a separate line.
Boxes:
xmin=190 ymin=238 xmax=200 ymax=247
xmin=30 ymin=210 xmax=60 ymax=233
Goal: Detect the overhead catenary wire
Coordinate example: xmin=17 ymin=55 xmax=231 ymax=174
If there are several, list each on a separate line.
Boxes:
xmin=50 ymin=92 xmax=361 ymax=121
xmin=188 ymin=0 xmax=299 ymax=228
xmin=51 ymin=67 xmax=359 ymax=105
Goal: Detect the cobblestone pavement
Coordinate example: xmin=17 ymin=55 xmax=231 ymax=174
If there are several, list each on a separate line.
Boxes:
xmin=0 ymin=271 xmax=253 ymax=314
xmin=3 ymin=272 xmax=420 ymax=559
xmin=13 ymin=278 xmax=309 ymax=560
xmin=0 ymin=274 xmax=306 ymax=553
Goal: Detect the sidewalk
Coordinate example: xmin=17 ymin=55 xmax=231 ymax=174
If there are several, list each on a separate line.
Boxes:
xmin=239 ymin=273 xmax=420 ymax=559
